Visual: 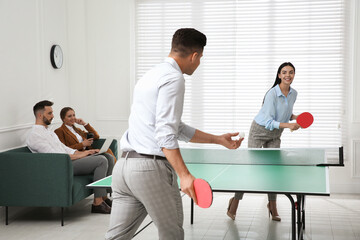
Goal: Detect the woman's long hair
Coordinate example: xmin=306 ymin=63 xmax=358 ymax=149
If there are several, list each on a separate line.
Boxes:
xmin=60 ymin=107 xmax=74 ymax=122
xmin=262 ymin=62 xmax=295 ymax=105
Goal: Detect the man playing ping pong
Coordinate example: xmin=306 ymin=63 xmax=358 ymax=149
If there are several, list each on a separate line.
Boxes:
xmin=105 ymin=28 xmax=243 ymax=240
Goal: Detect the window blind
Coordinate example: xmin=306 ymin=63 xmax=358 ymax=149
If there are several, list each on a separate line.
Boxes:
xmin=135 ymin=0 xmax=346 ymax=152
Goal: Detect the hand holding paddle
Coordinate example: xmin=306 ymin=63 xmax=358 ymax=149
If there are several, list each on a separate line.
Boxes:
xmin=180 ymin=176 xmax=213 ymax=208
xmin=180 ymin=174 xmax=198 ymax=205
xmin=297 ymin=112 xmax=314 ymax=128
xmin=291 ymin=112 xmax=314 ymax=132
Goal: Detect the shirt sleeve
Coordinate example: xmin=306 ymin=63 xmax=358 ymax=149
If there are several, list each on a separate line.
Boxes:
xmin=262 ymin=91 xmax=280 ymax=130
xmin=178 ymin=121 xmax=196 ymax=142
xmin=62 ymin=143 xmax=76 ymax=154
xmin=84 ymin=124 xmax=100 ymax=140
xmin=27 ymin=131 xmax=61 ymax=153
xmin=155 ymin=74 xmax=186 ymax=149
xmin=55 ymin=134 xmax=76 ymax=154
xmin=26 ymin=130 xmax=76 ymax=155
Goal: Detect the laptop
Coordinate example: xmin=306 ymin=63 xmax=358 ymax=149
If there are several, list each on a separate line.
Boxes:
xmin=93 ymin=138 xmax=113 ymax=155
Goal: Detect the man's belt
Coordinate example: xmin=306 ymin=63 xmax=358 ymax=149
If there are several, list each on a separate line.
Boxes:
xmin=121 ymin=151 xmax=167 ymax=160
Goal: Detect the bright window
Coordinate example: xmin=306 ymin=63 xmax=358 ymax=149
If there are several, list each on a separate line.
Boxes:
xmin=135 ymin=0 xmax=347 ymax=153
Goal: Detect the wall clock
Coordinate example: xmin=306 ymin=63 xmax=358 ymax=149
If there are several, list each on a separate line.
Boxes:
xmin=50 ymin=45 xmax=63 ymax=69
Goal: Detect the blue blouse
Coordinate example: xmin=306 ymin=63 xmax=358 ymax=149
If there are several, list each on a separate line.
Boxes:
xmin=254 ymin=84 xmax=297 ymax=130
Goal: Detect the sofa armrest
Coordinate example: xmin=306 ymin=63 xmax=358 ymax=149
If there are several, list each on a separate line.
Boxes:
xmin=0 ymin=152 xmax=73 ymax=207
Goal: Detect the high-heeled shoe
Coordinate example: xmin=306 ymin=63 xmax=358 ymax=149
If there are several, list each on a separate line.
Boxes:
xmin=267 ymin=203 xmax=281 ymax=221
xmin=227 ymin=197 xmax=236 ymax=220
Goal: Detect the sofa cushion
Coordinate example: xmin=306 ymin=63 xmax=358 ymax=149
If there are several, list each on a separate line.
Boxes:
xmin=6 ymin=146 xmax=31 ymax=153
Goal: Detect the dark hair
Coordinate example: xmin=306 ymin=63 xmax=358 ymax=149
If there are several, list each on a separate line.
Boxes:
xmin=33 ymin=100 xmax=53 ymax=116
xmin=262 ymin=62 xmax=295 ymax=104
xmin=271 ymin=62 xmax=295 ymax=88
xmin=60 ymin=107 xmax=74 ymax=121
xmin=171 ymin=28 xmax=207 ymax=57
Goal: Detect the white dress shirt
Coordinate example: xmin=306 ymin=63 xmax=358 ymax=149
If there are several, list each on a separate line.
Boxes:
xmin=120 ymin=57 xmax=196 ymax=156
xmin=65 ymin=124 xmax=84 ymax=143
xmin=26 ymin=125 xmax=76 ymax=154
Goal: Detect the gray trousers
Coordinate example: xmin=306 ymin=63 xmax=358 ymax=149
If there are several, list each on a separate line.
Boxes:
xmin=234 ymin=120 xmax=284 ymax=201
xmin=105 ymin=156 xmax=184 ymax=240
xmin=72 ymin=153 xmax=114 ymax=198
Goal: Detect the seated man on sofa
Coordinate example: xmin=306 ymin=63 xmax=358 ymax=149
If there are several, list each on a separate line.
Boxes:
xmin=26 ymin=100 xmax=114 ymax=214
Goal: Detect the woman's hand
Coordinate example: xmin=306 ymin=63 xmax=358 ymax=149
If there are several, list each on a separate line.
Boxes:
xmin=82 ymin=138 xmax=94 ymax=147
xmin=75 ymin=118 xmax=87 ymax=126
xmin=288 ymin=123 xmax=300 ymax=131
xmin=291 ymin=114 xmax=298 ymax=120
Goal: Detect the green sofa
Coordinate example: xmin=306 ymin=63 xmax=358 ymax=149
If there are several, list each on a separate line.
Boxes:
xmin=0 ymin=138 xmax=117 ymax=226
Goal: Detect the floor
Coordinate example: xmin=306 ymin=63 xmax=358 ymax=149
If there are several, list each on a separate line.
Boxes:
xmin=1 ymin=193 xmax=359 ymax=240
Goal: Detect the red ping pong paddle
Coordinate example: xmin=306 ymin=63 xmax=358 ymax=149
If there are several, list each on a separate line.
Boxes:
xmin=193 ymin=178 xmax=213 ymax=208
xmin=297 ymin=112 xmax=314 ymax=129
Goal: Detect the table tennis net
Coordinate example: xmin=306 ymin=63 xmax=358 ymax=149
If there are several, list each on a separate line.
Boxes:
xmin=180 ymin=148 xmax=342 ymax=166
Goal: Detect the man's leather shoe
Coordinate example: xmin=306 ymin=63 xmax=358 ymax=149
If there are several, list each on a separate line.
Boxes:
xmin=91 ymin=202 xmax=111 ymax=214
xmin=104 ymin=198 xmax=112 ymax=207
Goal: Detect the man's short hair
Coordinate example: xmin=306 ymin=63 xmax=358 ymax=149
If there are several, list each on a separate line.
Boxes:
xmin=171 ymin=28 xmax=207 ymax=57
xmin=33 ymin=100 xmax=53 ymax=117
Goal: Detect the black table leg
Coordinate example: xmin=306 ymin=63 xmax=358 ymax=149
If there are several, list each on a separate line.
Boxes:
xmin=191 ymin=199 xmax=194 ymax=224
xmin=296 ymin=195 xmax=301 ymax=239
xmin=5 ymin=206 xmax=8 ymax=225
xmin=285 ymin=194 xmax=296 ymax=240
xmin=296 ymin=195 xmax=306 ymax=240
xmin=302 ymin=196 xmax=306 ymax=230
xmin=61 ymin=207 xmax=64 ymax=226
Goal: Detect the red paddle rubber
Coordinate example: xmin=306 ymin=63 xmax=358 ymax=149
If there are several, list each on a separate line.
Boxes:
xmin=297 ymin=112 xmax=314 ymax=129
xmin=193 ymin=178 xmax=213 ymax=208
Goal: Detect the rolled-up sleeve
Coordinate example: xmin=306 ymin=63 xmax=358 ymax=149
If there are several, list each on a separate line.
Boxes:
xmin=178 ymin=121 xmax=196 ymax=142
xmin=155 ymin=74 xmax=186 ymax=149
xmin=63 ymin=144 xmax=76 ymax=155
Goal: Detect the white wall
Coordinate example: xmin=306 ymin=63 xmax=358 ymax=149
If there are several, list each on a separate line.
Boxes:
xmin=326 ymin=0 xmax=360 ymax=194
xmin=67 ymin=0 xmax=131 ymax=140
xmin=0 ymin=0 xmax=70 ymax=150
xmin=0 ymin=0 xmax=359 ymax=193
xmin=0 ymin=0 xmax=131 ymax=151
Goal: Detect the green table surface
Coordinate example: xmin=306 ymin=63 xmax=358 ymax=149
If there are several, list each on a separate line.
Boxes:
xmin=87 ymin=164 xmax=329 ymax=196
xmin=88 ymin=175 xmax=112 ymax=188
xmin=186 ymin=163 xmax=329 ymax=195
xmin=87 ymin=148 xmax=330 ymax=195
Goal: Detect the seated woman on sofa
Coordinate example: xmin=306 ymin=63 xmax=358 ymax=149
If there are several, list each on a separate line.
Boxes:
xmin=55 ymin=107 xmax=116 ymax=161
xmin=28 ymin=101 xmax=114 ymax=214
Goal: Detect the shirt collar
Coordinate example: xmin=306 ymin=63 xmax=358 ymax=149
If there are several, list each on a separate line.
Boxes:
xmin=164 ymin=57 xmax=182 ymax=73
xmin=34 ymin=124 xmax=48 ymax=130
xmin=275 ymin=84 xmax=293 ymax=97
xmin=65 ymin=124 xmax=74 ymax=131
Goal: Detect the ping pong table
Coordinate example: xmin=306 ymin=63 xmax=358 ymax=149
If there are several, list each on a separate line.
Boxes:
xmin=87 ymin=147 xmax=344 ymax=240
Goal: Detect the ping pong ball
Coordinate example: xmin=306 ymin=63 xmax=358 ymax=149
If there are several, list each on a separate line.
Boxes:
xmin=239 ymin=132 xmax=245 ymax=139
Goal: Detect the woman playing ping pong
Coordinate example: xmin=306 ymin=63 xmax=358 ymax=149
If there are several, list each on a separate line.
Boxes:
xmin=227 ymin=62 xmax=300 ymax=221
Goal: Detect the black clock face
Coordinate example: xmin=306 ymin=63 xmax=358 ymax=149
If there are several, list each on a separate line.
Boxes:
xmin=50 ymin=45 xmax=63 ymax=69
